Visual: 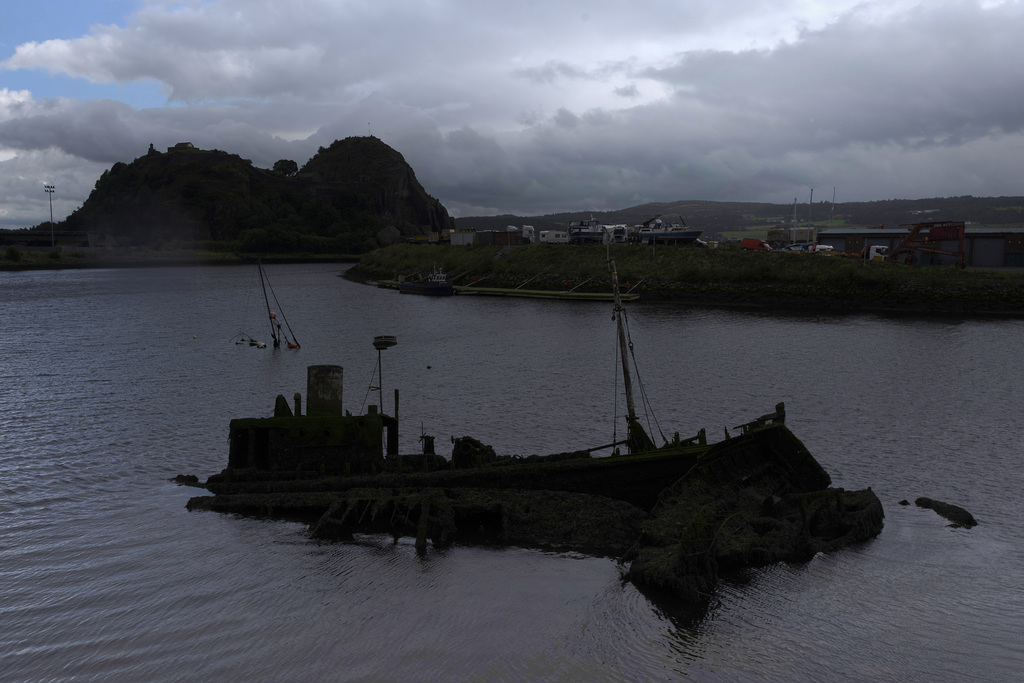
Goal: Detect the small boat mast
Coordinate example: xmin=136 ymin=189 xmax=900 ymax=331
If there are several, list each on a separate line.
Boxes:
xmin=257 ymin=260 xmax=300 ymax=349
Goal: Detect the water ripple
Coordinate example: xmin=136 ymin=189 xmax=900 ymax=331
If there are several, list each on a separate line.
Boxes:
xmin=1 ymin=266 xmax=1022 ymax=681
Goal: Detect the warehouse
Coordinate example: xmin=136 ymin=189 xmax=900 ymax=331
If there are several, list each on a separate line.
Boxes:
xmin=817 ymin=225 xmax=1024 ymax=268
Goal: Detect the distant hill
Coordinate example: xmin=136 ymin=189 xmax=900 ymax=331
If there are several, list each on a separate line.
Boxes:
xmin=456 ymin=196 xmax=1024 ymax=240
xmin=63 ymin=137 xmax=454 ymax=253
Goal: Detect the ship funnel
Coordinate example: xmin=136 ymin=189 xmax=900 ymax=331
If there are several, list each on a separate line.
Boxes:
xmin=306 ymin=364 xmax=343 ymax=416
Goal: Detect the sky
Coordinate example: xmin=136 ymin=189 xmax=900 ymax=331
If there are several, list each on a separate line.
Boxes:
xmin=2 ymin=0 xmax=1024 ymax=229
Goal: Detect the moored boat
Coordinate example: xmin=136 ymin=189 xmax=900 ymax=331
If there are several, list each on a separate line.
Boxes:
xmin=398 ymin=264 xmax=455 ymax=296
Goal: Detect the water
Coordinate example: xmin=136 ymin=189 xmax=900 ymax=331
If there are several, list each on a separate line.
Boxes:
xmin=1 ymin=263 xmax=1022 ymax=681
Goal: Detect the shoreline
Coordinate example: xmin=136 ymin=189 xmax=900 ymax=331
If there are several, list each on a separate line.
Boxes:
xmin=345 ymin=261 xmax=1024 ymax=317
xmin=7 ymin=246 xmax=1024 ymax=317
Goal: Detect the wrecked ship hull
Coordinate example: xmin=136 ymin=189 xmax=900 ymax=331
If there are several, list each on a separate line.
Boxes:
xmin=187 ymin=419 xmax=883 ymax=604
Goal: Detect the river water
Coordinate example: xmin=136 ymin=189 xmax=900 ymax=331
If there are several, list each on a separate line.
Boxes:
xmin=1 ymin=263 xmax=1021 ymax=681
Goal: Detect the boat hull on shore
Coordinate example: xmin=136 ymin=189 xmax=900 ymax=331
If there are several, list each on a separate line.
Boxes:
xmin=637 ymin=227 xmax=703 ymax=246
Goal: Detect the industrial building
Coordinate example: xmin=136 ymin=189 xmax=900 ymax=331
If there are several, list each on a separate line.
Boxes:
xmin=817 ymin=225 xmax=1024 ymax=268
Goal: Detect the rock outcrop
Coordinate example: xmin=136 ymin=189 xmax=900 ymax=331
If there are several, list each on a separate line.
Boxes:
xmin=300 ymin=137 xmax=454 ymax=243
xmin=63 ymin=136 xmax=453 ymax=250
xmin=915 ymin=497 xmax=978 ymax=528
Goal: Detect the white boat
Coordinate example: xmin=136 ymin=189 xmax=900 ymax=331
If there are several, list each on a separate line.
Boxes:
xmin=568 ymin=216 xmax=606 ymax=245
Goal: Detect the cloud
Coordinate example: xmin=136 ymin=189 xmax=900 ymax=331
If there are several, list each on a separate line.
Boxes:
xmin=643 ymin=2 xmax=1024 ymax=151
xmin=2 ymin=0 xmax=1024 ymax=227
xmin=0 ymin=146 xmax=107 ymax=228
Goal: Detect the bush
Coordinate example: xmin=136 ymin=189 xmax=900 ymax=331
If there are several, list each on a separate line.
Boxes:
xmin=4 ymin=247 xmax=21 ymax=262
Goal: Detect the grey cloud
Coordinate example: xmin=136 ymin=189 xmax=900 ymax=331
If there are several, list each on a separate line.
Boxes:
xmin=614 ymin=84 xmax=640 ymax=98
xmin=0 ymin=148 xmax=107 ymax=228
xmin=552 ymin=108 xmax=580 ymax=130
xmin=643 ymin=2 xmax=1024 ymax=153
xmin=3 ymin=1 xmax=1024 ymax=227
xmin=515 ymin=61 xmax=592 ymax=84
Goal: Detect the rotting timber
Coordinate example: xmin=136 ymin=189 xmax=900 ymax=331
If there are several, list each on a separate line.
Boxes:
xmin=187 ymin=249 xmax=883 ymax=605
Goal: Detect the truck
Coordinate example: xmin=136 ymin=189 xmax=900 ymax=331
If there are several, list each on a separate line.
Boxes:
xmin=862 ymin=245 xmax=889 ymax=261
xmin=741 ymin=238 xmax=773 ymax=252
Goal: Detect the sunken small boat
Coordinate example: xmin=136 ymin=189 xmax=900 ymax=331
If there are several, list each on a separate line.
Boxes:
xmin=230 ymin=260 xmax=301 ymax=349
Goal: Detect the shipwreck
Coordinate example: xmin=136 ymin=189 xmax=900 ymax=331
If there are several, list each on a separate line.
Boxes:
xmin=187 ymin=250 xmax=883 ymax=605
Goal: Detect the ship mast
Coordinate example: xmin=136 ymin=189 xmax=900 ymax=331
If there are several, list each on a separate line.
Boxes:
xmin=609 ymin=256 xmax=637 ymax=424
xmin=257 ymin=260 xmax=281 ymax=348
xmin=606 ymin=236 xmax=655 ymax=454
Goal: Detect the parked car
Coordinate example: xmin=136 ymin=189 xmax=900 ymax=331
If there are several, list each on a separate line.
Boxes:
xmin=778 ymin=243 xmax=810 ymax=252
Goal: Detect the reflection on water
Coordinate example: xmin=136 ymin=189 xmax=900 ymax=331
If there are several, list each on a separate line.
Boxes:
xmin=1 ymin=264 xmax=1022 ymax=681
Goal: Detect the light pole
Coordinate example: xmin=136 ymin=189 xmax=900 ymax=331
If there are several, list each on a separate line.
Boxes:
xmin=44 ymin=184 xmax=55 ymax=247
xmin=372 ymin=335 xmax=397 ymax=413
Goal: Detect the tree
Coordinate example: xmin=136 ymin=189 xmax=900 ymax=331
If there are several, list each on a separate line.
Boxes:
xmin=273 ymin=159 xmax=298 ymax=176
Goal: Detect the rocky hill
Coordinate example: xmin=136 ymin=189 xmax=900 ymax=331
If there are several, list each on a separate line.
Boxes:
xmin=299 ymin=137 xmax=454 ymax=246
xmin=63 ymin=137 xmax=454 ymax=253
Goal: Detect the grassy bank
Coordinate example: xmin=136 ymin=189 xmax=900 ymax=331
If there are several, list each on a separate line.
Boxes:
xmin=352 ymin=243 xmax=1024 ymax=315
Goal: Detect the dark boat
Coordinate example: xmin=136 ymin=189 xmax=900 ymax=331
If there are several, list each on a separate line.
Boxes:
xmin=398 ymin=264 xmax=454 ymax=296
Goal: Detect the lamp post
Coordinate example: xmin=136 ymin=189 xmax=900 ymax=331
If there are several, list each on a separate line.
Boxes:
xmin=372 ymin=335 xmax=397 ymax=413
xmin=44 ymin=185 xmax=55 ymax=247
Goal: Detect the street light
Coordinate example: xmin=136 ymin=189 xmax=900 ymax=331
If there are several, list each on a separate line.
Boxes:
xmin=44 ymin=184 xmax=55 ymax=247
xmin=372 ymin=335 xmax=397 ymax=412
